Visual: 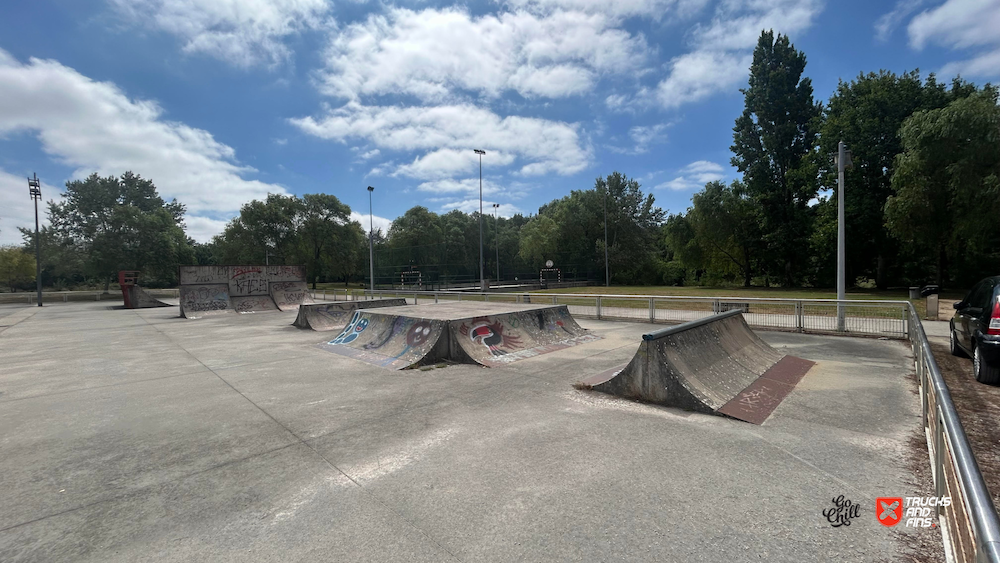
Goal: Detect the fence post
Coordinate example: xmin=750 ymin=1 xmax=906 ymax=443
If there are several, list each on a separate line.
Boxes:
xmin=649 ymin=297 xmax=655 ymax=323
xmin=795 ymin=301 xmax=804 ymax=332
xmin=552 ymin=295 xmax=557 ymax=304
xmin=434 ymin=293 xmax=438 ymax=304
xmin=597 ymin=296 xmax=602 ymax=320
xmin=484 ymin=294 xmax=490 ymax=302
xmin=934 ymin=409 xmax=945 ymax=502
xmin=713 ymin=299 xmax=720 ymax=314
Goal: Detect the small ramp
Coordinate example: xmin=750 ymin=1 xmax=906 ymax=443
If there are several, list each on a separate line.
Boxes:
xmin=318 ymin=303 xmax=601 ymax=370
xmin=180 ymin=284 xmax=232 ymax=318
xmin=126 ymin=285 xmax=172 ymax=308
xmin=270 ymin=281 xmax=314 ymax=311
xmin=450 ymin=306 xmax=601 ymax=367
xmin=578 ymin=310 xmax=814 ymax=424
xmin=293 ymin=299 xmax=408 ymax=331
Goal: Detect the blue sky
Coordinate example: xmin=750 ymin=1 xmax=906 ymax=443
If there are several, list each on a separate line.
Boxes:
xmin=1 ymin=0 xmax=998 ymax=245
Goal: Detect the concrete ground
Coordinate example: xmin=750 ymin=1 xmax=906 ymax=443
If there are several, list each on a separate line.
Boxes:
xmin=0 ymin=301 xmax=937 ymax=562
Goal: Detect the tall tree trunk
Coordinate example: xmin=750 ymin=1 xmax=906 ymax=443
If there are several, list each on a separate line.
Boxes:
xmin=937 ymin=244 xmax=947 ymax=288
xmin=876 ymin=254 xmax=887 ymax=290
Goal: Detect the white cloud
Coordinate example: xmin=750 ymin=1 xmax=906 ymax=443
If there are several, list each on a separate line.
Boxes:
xmin=907 ymin=0 xmax=1000 ymax=79
xmin=0 ymin=169 xmax=59 ymax=246
xmin=109 ymin=0 xmax=330 ymax=67
xmin=319 ymin=6 xmax=651 ymax=102
xmin=439 ymin=199 xmax=522 ymax=217
xmin=655 ymin=0 xmax=823 ymax=109
xmin=0 ymin=49 xmax=287 ymax=243
xmin=290 ymin=102 xmax=590 ymax=178
xmin=184 ymin=215 xmax=232 ymax=243
xmin=501 ymin=0 xmax=711 ymax=19
xmin=416 ymin=178 xmax=504 ymax=196
xmin=349 ymin=211 xmax=393 ymax=234
xmin=874 ymin=0 xmax=926 ymax=42
xmin=394 ymin=149 xmax=516 ymax=181
xmin=654 ymin=160 xmax=726 ymax=190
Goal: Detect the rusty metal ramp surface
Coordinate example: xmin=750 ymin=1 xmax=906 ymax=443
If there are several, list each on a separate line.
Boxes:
xmin=578 ymin=310 xmax=813 ymax=424
xmin=317 ymin=302 xmax=601 ymax=369
xmin=293 ymin=299 xmax=408 ymax=331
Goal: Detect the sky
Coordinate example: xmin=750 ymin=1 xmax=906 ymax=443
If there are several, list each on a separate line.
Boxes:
xmin=1 ymin=0 xmax=998 ymax=246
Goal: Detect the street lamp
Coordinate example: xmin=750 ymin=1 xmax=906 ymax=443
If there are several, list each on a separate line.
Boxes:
xmin=368 ymin=186 xmax=375 ymax=293
xmin=835 ymin=141 xmax=852 ymax=331
xmin=27 ymin=173 xmax=42 ymax=307
xmin=474 ymin=149 xmax=486 ymax=291
xmin=492 ymin=203 xmax=500 ymax=287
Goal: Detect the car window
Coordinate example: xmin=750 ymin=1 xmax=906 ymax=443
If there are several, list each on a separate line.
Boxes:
xmin=983 ymin=282 xmax=999 ymax=310
xmin=964 ymin=282 xmax=984 ymax=308
xmin=969 ymin=280 xmax=996 ymax=310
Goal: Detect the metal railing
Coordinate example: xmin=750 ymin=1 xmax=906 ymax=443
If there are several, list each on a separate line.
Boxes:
xmin=358 ymin=288 xmax=1000 ymax=561
xmin=909 ymin=304 xmax=1000 ymax=562
xmin=361 ymin=289 xmax=910 ymax=337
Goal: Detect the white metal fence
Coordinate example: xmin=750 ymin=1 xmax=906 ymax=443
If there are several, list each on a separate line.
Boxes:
xmin=358 ymin=289 xmax=910 ymax=338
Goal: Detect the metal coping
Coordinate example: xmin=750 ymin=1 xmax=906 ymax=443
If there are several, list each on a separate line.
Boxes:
xmin=641 ymin=309 xmax=744 ymax=341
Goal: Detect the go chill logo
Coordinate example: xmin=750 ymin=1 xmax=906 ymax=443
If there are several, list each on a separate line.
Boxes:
xmin=877 ymin=496 xmax=951 ymax=527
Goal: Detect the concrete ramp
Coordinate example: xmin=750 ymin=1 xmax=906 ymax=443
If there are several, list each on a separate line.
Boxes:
xmin=293 ymin=299 xmax=408 ymax=331
xmin=179 ymin=265 xmax=309 ymax=318
xmin=450 ymin=306 xmax=600 ymax=367
xmin=126 ymin=285 xmax=172 ymax=308
xmin=579 ymin=310 xmax=813 ymax=424
xmin=318 ymin=302 xmax=601 ymax=369
xmin=179 ymin=284 xmax=231 ymax=318
xmin=270 ymin=281 xmax=314 ymax=311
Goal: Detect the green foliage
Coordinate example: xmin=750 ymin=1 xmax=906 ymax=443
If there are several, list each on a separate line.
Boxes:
xmin=518 ymin=215 xmax=559 ymax=267
xmin=31 ymin=172 xmax=191 ymax=288
xmin=731 ymin=30 xmax=821 ymax=286
xmin=0 ymin=246 xmax=36 ymax=291
xmin=817 ymin=71 xmax=974 ymax=288
xmin=885 ymin=86 xmax=1000 ymax=286
xmin=212 ymin=193 xmax=366 ymax=287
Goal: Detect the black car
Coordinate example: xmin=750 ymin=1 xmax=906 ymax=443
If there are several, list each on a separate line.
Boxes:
xmin=950 ymin=276 xmax=1000 ymax=383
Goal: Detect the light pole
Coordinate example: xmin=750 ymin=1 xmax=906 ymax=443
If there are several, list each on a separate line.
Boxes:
xmin=603 ymin=185 xmax=609 ymax=287
xmin=367 ymin=186 xmax=375 ymax=293
xmin=836 ymin=140 xmax=852 ymax=332
xmin=474 ymin=149 xmax=486 ymax=291
xmin=492 ymin=203 xmax=500 ymax=287
xmin=27 ymin=173 xmax=42 ymax=307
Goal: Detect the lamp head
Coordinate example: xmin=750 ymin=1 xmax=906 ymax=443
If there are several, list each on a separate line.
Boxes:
xmin=367 ymin=185 xmax=374 ymax=192
xmin=474 ymin=149 xmax=486 ymax=155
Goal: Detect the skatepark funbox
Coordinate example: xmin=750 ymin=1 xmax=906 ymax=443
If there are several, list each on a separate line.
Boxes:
xmin=179 ymin=265 xmax=313 ymax=318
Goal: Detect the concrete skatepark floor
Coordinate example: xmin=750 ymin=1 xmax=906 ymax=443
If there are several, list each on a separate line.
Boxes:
xmin=0 ymin=301 xmax=941 ymax=562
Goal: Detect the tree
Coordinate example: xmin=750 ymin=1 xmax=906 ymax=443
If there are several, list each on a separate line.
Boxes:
xmin=518 ymin=215 xmax=559 ymax=267
xmin=213 ymin=194 xmax=302 ymax=265
xmin=41 ymin=172 xmax=191 ymax=289
xmin=0 ymin=246 xmax=35 ymax=292
xmin=885 ymin=87 xmax=1000 ymax=287
xmin=687 ymin=180 xmax=761 ymax=287
xmin=731 ymin=30 xmax=822 ymax=286
xmin=298 ymin=194 xmax=353 ymax=288
xmin=817 ymin=71 xmax=974 ymax=288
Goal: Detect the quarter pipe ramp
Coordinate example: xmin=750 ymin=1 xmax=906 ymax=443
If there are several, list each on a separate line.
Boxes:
xmin=178 ymin=265 xmax=310 ymax=318
xmin=578 ymin=310 xmax=814 ymax=424
xmin=318 ymin=302 xmax=601 ymax=369
xmin=126 ymin=285 xmax=172 ymax=308
xmin=293 ymin=299 xmax=408 ymax=331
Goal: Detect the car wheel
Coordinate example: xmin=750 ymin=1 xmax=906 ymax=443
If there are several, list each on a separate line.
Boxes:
xmin=974 ymin=344 xmax=1000 ymax=384
xmin=950 ymin=327 xmax=968 ymax=357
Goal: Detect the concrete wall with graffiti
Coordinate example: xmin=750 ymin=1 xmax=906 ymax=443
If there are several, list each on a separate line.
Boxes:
xmin=179 ymin=265 xmax=308 ymax=318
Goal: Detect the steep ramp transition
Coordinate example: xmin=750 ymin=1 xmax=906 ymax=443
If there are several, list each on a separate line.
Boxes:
xmin=578 ymin=310 xmax=814 ymax=424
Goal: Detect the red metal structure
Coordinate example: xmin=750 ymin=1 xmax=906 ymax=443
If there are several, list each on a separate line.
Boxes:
xmin=118 ymin=271 xmax=140 ymax=308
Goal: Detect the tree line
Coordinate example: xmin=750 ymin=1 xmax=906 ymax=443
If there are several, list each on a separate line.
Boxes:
xmin=6 ymin=30 xmax=998 ymax=291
